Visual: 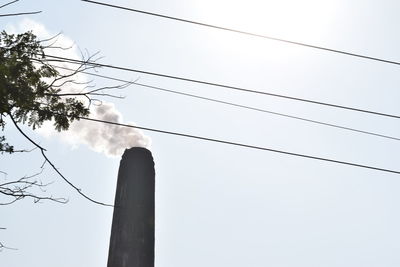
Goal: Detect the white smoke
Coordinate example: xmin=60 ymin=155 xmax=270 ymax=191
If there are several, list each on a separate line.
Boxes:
xmin=7 ymin=19 xmax=151 ymax=156
xmin=68 ymin=103 xmax=151 ymax=156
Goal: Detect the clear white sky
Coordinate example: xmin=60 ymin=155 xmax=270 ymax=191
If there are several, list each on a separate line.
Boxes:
xmin=2 ymin=0 xmax=400 ymax=266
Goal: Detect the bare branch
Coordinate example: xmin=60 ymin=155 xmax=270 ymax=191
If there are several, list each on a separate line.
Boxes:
xmin=40 ymin=63 xmax=132 ymax=99
xmin=45 ymin=91 xmax=125 ymax=99
xmin=32 ymin=52 xmax=129 ymax=102
xmin=31 ymin=52 xmax=100 ymax=91
xmin=38 ymin=32 xmax=63 ymax=43
xmin=0 ymin=147 xmax=36 ymax=153
xmin=49 ymin=78 xmax=89 ymax=89
xmin=0 ymin=168 xmax=68 ymax=205
xmin=40 ymin=33 xmax=76 ymax=51
xmin=0 ymin=241 xmax=17 ymax=251
xmin=7 ymin=112 xmax=113 ymax=207
xmin=89 ymin=93 xmax=125 ymax=99
xmin=43 ymin=44 xmax=75 ymax=51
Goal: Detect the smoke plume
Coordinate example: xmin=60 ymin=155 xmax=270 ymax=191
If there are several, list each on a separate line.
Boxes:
xmin=68 ymin=103 xmax=151 ymax=156
xmin=8 ymin=19 xmax=151 ymax=156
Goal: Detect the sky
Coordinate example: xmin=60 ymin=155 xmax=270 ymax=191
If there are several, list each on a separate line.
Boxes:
xmin=1 ymin=0 xmax=400 ymax=266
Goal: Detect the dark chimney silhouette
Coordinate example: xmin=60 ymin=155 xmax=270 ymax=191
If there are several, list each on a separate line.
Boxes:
xmin=107 ymin=147 xmax=155 ymax=267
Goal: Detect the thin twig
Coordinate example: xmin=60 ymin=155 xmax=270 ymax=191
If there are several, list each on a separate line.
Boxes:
xmin=0 ymin=241 xmax=18 ymax=251
xmin=38 ymin=32 xmax=63 ymax=43
xmin=0 ymin=168 xmax=68 ymax=204
xmin=7 ymin=112 xmax=113 ymax=207
xmin=0 ymin=147 xmax=35 ymax=153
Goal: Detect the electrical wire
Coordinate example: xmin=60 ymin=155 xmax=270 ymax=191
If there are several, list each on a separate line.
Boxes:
xmin=0 ymin=0 xmax=19 ymax=9
xmin=0 ymin=11 xmax=41 ymax=17
xmin=81 ymin=0 xmax=400 ymax=67
xmin=53 ymin=65 xmax=400 ymax=142
xmin=77 ymin=116 xmax=400 ymax=176
xmin=42 ymin=54 xmax=400 ymax=119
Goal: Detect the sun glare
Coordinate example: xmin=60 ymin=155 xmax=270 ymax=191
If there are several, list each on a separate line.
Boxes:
xmin=195 ymin=0 xmax=337 ymax=57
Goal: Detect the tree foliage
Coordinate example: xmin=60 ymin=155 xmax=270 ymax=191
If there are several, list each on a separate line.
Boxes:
xmin=0 ymin=30 xmax=89 ymax=154
xmin=1 ymin=2 xmax=117 ymax=250
xmin=0 ymin=29 xmax=116 ymax=209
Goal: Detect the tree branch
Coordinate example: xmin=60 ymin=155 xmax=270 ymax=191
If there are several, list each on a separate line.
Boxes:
xmin=0 ymin=165 xmax=68 ymax=204
xmin=7 ymin=112 xmax=113 ymax=207
xmin=0 ymin=241 xmax=17 ymax=251
xmin=0 ymin=147 xmax=35 ymax=153
xmin=38 ymin=32 xmax=63 ymax=43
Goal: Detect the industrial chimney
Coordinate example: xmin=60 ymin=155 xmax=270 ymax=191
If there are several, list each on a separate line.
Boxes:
xmin=107 ymin=147 xmax=155 ymax=267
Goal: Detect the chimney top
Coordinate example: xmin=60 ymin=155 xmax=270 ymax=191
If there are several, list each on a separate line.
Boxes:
xmin=122 ymin=147 xmax=153 ymax=160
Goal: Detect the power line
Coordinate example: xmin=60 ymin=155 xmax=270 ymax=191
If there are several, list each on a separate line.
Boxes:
xmin=0 ymin=0 xmax=19 ymax=9
xmin=81 ymin=0 xmax=400 ymax=67
xmin=42 ymin=54 xmax=400 ymax=119
xmin=78 ymin=116 xmax=400 ymax=176
xmin=0 ymin=11 xmax=41 ymax=17
xmin=53 ymin=65 xmax=400 ymax=142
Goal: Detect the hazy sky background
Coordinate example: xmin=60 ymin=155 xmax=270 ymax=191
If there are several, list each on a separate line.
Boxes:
xmin=1 ymin=0 xmax=400 ymax=266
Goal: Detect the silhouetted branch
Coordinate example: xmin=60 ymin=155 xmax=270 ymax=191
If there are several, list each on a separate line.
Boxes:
xmin=40 ymin=33 xmax=75 ymax=51
xmin=7 ymin=112 xmax=113 ymax=207
xmin=0 ymin=147 xmax=36 ymax=153
xmin=39 ymin=32 xmax=66 ymax=44
xmin=0 ymin=167 xmax=67 ymax=205
xmin=32 ymin=50 xmax=129 ymax=104
xmin=0 ymin=240 xmax=17 ymax=251
xmin=46 ymin=82 xmax=129 ymax=99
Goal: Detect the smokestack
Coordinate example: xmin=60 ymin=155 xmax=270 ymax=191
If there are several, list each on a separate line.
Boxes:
xmin=107 ymin=147 xmax=155 ymax=267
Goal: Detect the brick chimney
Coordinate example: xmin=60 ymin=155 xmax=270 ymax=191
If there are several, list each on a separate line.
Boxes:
xmin=107 ymin=147 xmax=155 ymax=267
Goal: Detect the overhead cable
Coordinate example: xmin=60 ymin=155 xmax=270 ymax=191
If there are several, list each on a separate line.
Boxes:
xmin=0 ymin=0 xmax=19 ymax=9
xmin=0 ymin=11 xmax=41 ymax=17
xmin=81 ymin=0 xmax=400 ymax=67
xmin=53 ymin=65 xmax=400 ymax=142
xmin=78 ymin=116 xmax=400 ymax=176
xmin=42 ymin=54 xmax=400 ymax=119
